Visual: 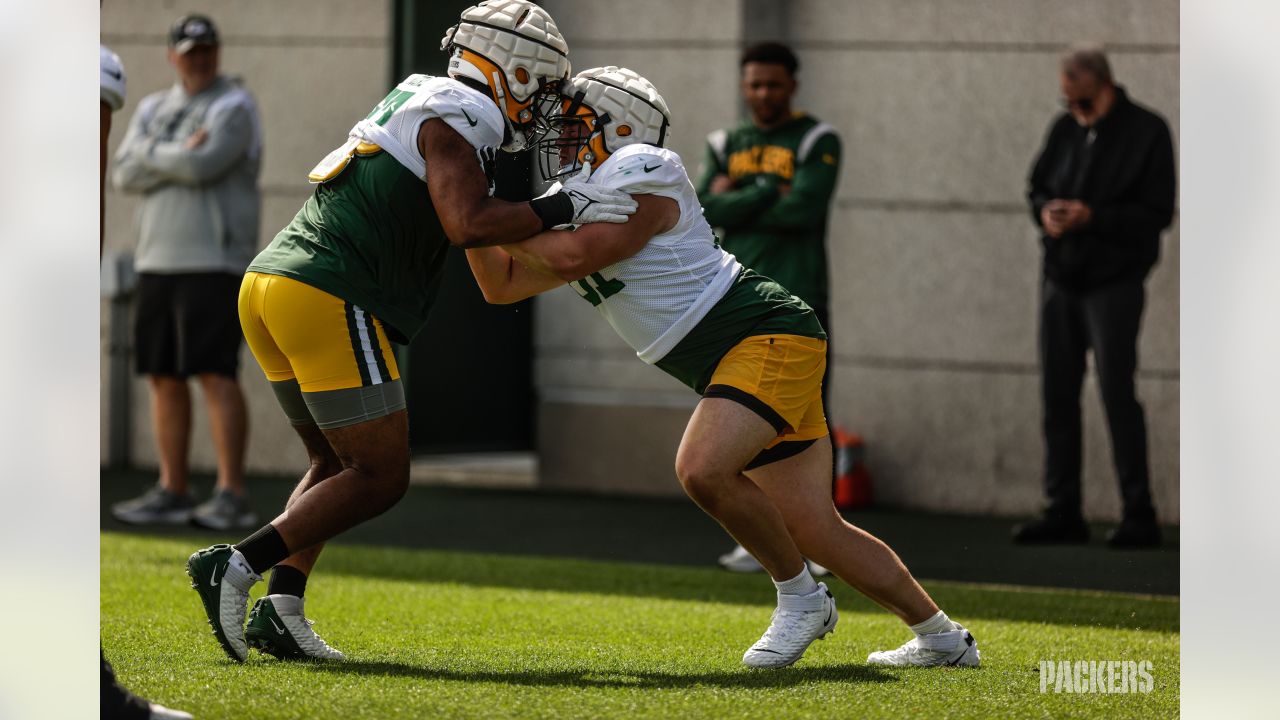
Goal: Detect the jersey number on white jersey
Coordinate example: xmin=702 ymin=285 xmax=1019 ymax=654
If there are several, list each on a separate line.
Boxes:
xmin=572 ymin=272 xmax=626 ymax=307
xmin=309 ymin=83 xmax=420 ymax=183
xmin=367 ymin=87 xmax=416 ymax=125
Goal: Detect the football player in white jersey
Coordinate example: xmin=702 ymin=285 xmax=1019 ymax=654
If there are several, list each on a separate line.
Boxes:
xmin=466 ymin=67 xmax=981 ymax=670
xmin=99 ymin=44 xmax=126 ymax=254
xmin=185 ymin=1 xmax=639 ymax=665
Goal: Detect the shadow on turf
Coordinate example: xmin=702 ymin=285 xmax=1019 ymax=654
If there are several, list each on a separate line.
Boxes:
xmin=102 ymin=471 xmax=1178 ymax=634
xmin=102 ymin=524 xmax=1180 ymax=635
xmin=302 ymin=660 xmax=899 ymax=689
xmin=102 ymin=468 xmax=1179 ymax=598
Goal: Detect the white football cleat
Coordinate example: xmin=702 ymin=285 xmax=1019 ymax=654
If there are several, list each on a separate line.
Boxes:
xmin=867 ymin=627 xmax=980 ymax=667
xmin=742 ymin=583 xmax=838 ymax=668
xmin=148 ymin=703 xmax=194 ymax=719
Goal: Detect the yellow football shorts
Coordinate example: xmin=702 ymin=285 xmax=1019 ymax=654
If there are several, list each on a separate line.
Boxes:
xmin=239 ymin=272 xmax=403 ymax=428
xmin=704 ymin=334 xmax=829 ymax=452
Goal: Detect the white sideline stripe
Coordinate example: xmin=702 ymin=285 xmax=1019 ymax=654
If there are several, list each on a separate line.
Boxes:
xmin=353 ymin=306 xmax=383 ymax=385
xmin=409 ymin=452 xmax=537 ymax=489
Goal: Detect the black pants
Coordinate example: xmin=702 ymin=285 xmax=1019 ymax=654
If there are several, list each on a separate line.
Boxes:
xmin=1040 ymin=277 xmax=1154 ymax=522
xmin=102 ymin=648 xmax=149 ymax=720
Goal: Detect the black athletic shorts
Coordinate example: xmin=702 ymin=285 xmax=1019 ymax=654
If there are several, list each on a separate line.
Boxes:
xmin=133 ymin=272 xmax=243 ymax=378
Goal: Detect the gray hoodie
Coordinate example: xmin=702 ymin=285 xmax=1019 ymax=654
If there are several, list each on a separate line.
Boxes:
xmin=113 ymin=75 xmax=262 ymax=274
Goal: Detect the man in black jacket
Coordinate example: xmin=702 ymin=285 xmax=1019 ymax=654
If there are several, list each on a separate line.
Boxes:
xmin=1014 ymin=46 xmax=1175 ymax=548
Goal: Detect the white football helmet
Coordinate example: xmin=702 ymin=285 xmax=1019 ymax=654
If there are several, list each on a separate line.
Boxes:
xmin=536 ymin=66 xmax=671 ymax=180
xmin=440 ymin=0 xmax=572 ymax=151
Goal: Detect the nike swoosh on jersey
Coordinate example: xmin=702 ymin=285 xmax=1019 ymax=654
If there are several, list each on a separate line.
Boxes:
xmin=104 ymin=67 xmax=123 ymax=81
xmin=461 ymin=110 xmax=479 ymax=127
xmin=643 ymin=164 xmax=662 ymax=173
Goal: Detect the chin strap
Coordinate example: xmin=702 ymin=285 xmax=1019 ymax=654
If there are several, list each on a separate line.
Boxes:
xmin=491 ymin=70 xmax=528 ymax=152
xmin=582 ymin=111 xmax=612 ymax=165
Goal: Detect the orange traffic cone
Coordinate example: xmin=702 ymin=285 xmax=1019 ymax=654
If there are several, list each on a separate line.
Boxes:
xmin=833 ymin=427 xmax=872 ymax=509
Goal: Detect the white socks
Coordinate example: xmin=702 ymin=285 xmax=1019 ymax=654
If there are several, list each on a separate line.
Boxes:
xmin=773 ymin=565 xmax=819 ymax=596
xmin=910 ymin=610 xmax=957 ymax=636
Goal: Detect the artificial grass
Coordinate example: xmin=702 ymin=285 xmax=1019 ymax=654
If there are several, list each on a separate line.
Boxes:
xmin=102 ymin=532 xmax=1178 ymax=719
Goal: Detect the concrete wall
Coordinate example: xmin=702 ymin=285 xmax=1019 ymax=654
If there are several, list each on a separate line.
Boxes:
xmin=101 ymin=1 xmax=1179 ymax=523
xmin=101 ymin=1 xmax=393 ymax=479
xmin=537 ymin=0 xmax=1180 ymax=522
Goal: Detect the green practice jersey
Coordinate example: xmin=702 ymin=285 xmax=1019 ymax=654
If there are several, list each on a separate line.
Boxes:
xmin=249 ymin=151 xmax=448 ymax=344
xmin=248 ymin=75 xmax=505 ymax=343
xmin=695 ymin=113 xmax=841 ymax=313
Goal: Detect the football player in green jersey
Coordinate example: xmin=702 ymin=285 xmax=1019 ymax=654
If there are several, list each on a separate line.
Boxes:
xmin=185 ymin=1 xmax=638 ymax=664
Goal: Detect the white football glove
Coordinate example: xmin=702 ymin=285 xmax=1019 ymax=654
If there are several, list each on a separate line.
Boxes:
xmin=557 ymin=163 xmax=638 ymax=225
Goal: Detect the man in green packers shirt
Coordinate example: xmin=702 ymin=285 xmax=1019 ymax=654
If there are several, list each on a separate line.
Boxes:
xmin=696 ymin=42 xmax=842 ymax=574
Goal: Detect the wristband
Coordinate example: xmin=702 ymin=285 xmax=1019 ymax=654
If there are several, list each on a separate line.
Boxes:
xmin=529 ymin=192 xmax=574 ymax=231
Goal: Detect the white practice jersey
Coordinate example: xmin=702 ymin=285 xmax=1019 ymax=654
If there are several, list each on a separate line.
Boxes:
xmin=309 ymin=75 xmax=503 ymax=186
xmin=570 ymin=144 xmax=742 ymax=364
xmin=100 ymin=45 xmax=126 ymax=111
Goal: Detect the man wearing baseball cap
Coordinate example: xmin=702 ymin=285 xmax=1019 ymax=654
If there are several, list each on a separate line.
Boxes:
xmin=170 ymin=14 xmax=219 ymax=54
xmin=111 ymin=14 xmax=263 ymax=532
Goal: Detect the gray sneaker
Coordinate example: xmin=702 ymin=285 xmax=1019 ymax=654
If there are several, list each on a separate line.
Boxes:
xmin=111 ymin=484 xmax=197 ymax=525
xmin=191 ymin=489 xmax=258 ymax=531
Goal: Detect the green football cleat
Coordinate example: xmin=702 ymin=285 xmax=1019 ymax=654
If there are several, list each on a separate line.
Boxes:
xmin=247 ymin=594 xmax=345 ymax=660
xmin=186 ymin=544 xmax=261 ymax=662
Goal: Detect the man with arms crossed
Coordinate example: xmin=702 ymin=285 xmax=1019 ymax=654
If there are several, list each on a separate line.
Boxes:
xmin=111 ymin=14 xmax=261 ymax=530
xmin=185 ymin=1 xmax=636 ymax=663
xmin=467 ymin=67 xmax=980 ymax=669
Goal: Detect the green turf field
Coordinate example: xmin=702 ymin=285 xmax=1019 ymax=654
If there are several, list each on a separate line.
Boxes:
xmin=102 ymin=532 xmax=1178 ymax=719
